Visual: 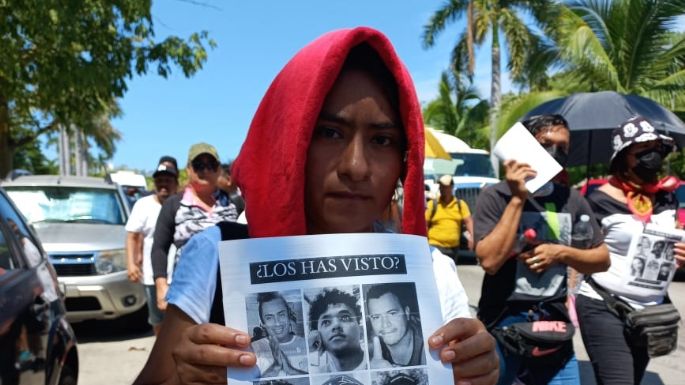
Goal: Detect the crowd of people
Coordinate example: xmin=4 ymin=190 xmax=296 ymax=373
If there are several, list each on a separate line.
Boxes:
xmin=122 ymin=26 xmax=684 ymax=385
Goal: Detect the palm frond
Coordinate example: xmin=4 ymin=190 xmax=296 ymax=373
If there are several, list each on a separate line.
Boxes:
xmin=422 ymin=0 xmax=470 ymax=48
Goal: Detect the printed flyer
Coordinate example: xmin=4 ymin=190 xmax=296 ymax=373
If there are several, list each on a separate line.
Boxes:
xmin=624 ymin=223 xmax=685 ymax=293
xmin=218 ymin=233 xmax=453 ymax=385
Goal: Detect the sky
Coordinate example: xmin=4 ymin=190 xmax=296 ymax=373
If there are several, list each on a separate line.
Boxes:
xmin=106 ymin=0 xmax=510 ymax=172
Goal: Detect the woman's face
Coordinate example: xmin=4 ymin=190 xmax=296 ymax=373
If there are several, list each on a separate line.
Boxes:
xmin=632 ymin=258 xmax=645 ymax=271
xmin=305 ymin=69 xmax=404 ymax=234
xmin=623 ymin=141 xmax=660 ymax=181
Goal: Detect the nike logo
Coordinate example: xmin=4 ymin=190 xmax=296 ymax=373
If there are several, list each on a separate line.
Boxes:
xmin=531 ymin=346 xmax=561 ymax=357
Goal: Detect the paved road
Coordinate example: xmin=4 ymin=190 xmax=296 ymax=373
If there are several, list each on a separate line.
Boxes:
xmin=74 ymin=264 xmax=685 ymax=385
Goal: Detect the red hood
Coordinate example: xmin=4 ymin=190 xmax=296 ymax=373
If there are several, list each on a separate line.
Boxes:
xmin=232 ymin=27 xmax=426 ymax=238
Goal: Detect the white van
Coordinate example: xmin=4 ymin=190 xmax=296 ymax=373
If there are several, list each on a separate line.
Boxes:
xmin=424 ymin=128 xmax=499 ymax=213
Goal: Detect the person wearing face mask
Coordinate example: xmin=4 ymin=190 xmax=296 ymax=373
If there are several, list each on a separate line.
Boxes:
xmin=473 ymin=114 xmax=609 ymax=385
xmin=575 ymin=116 xmax=685 ymax=385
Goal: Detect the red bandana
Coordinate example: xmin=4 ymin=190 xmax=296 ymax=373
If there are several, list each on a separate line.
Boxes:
xmin=608 ymin=176 xmax=678 ymax=222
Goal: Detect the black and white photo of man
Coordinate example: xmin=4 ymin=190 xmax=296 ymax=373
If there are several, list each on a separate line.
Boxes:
xmin=635 ymin=236 xmax=652 ymax=258
xmin=248 ymin=290 xmax=308 ymax=377
xmin=658 ymin=262 xmax=673 ymax=281
xmin=305 ymin=286 xmax=367 ymax=374
xmin=371 ymin=368 xmax=428 ymax=385
xmin=664 ymin=242 xmax=675 ymax=262
xmin=310 ymin=374 xmax=366 ymax=385
xmin=254 ymin=378 xmax=310 ymax=385
xmin=364 ymin=283 xmax=424 ymax=368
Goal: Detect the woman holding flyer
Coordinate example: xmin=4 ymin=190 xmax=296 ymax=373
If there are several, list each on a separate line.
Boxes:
xmin=134 ymin=27 xmax=498 ymax=385
xmin=576 ymin=116 xmax=685 ymax=385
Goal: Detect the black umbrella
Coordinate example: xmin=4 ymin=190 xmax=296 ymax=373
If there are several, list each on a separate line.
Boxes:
xmin=524 ymin=91 xmax=685 ymax=166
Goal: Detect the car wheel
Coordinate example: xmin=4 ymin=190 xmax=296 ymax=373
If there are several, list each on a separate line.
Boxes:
xmin=59 ymin=364 xmax=77 ymax=385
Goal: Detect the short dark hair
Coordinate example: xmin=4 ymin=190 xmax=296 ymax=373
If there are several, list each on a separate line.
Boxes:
xmin=257 ymin=292 xmax=295 ymax=324
xmin=366 ymin=283 xmax=411 ymax=310
xmin=521 ymin=114 xmax=569 ymax=136
xmin=308 ymin=288 xmax=361 ymax=331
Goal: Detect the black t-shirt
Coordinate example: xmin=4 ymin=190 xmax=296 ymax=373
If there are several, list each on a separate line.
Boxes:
xmin=473 ymin=182 xmax=603 ymax=326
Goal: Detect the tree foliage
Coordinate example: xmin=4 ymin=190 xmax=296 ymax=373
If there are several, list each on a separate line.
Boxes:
xmin=0 ymin=0 xmax=215 ymax=176
xmin=556 ymin=0 xmax=685 ymax=108
xmin=423 ymin=70 xmax=490 ymax=149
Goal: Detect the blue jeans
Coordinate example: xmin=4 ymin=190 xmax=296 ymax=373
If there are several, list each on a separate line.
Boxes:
xmin=495 ymin=311 xmax=580 ymax=385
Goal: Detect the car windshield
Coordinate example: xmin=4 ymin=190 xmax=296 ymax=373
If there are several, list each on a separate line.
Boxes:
xmin=5 ymin=186 xmax=125 ymax=225
xmin=451 ymin=153 xmax=496 ymax=178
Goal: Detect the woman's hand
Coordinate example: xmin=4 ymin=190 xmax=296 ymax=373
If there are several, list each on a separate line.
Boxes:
xmin=674 ymin=242 xmax=685 ymax=269
xmin=428 ymin=318 xmax=499 ymax=385
xmin=172 ymin=323 xmax=256 ymax=384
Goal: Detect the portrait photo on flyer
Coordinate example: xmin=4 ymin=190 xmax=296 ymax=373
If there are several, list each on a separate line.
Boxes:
xmin=624 ymin=223 xmax=685 ymax=293
xmin=218 ymin=233 xmax=453 ymax=385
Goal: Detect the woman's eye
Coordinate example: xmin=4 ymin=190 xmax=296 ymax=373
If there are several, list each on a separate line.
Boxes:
xmin=315 ymin=126 xmax=342 ymax=139
xmin=372 ymin=135 xmax=395 ymax=147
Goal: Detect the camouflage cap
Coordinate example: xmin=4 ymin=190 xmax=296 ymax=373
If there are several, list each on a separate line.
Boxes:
xmin=187 ymin=142 xmax=220 ymax=164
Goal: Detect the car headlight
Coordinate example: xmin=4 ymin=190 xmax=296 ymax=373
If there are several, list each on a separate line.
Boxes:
xmin=95 ymin=249 xmax=127 ymax=275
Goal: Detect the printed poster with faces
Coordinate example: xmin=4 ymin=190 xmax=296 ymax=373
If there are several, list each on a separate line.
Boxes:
xmin=218 ymin=233 xmax=453 ymax=385
xmin=624 ymin=223 xmax=685 ymax=294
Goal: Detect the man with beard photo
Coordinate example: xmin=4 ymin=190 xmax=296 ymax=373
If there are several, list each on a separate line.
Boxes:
xmin=307 ymin=288 xmax=367 ymax=374
xmin=365 ymin=283 xmax=424 ymax=368
xmin=251 ymin=291 xmax=308 ymax=377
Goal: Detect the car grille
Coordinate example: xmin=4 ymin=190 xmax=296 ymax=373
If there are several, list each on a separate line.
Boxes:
xmin=53 ymin=264 xmax=97 ymax=276
xmin=455 ymin=187 xmax=482 ymax=212
xmin=49 ymin=253 xmax=96 ymax=276
xmin=65 ymin=297 xmax=102 ymax=311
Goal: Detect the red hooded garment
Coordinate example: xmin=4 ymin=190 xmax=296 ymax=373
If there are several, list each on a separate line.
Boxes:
xmin=232 ymin=27 xmax=426 ymax=238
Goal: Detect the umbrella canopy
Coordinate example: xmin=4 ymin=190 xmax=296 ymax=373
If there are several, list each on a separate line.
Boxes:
xmin=524 ymin=91 xmax=685 ymax=166
xmin=424 ymin=126 xmax=451 ymax=160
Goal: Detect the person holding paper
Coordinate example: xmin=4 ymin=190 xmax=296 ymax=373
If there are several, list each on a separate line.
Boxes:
xmin=575 ymin=116 xmax=685 ymax=385
xmin=473 ymin=114 xmax=609 ymax=385
xmin=134 ymin=27 xmax=498 ymax=385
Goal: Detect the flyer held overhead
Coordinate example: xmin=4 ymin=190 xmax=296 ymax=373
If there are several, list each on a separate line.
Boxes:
xmin=493 ymin=122 xmax=563 ymax=193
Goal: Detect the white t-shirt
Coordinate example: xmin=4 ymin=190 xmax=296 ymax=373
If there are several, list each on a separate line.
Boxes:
xmin=125 ymin=195 xmax=175 ymax=285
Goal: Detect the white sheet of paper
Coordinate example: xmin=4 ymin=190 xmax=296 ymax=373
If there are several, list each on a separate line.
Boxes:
xmin=218 ymin=233 xmax=453 ymax=385
xmin=492 ymin=122 xmax=562 ymax=193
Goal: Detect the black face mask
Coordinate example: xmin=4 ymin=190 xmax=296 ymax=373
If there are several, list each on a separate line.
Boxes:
xmin=633 ymin=149 xmax=663 ymax=182
xmin=545 ymin=145 xmax=568 ymax=168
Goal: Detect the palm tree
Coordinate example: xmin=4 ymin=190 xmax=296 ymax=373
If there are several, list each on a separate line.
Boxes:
xmin=423 ymin=70 xmax=490 ymax=148
xmin=556 ymin=0 xmax=685 ymax=109
xmin=422 ymin=0 xmax=561 ymax=156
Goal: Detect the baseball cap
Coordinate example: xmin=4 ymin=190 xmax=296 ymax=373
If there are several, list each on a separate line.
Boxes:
xmin=610 ymin=116 xmax=675 ymax=164
xmin=187 ymin=142 xmax=220 ymax=164
xmin=438 ymin=174 xmax=453 ymax=186
xmin=153 ymin=155 xmax=179 ymax=177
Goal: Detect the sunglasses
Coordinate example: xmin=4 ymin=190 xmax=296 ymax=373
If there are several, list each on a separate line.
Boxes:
xmin=191 ymin=159 xmax=219 ymax=172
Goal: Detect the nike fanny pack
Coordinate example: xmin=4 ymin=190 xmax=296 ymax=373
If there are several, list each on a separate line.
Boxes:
xmin=492 ymin=320 xmax=575 ymax=360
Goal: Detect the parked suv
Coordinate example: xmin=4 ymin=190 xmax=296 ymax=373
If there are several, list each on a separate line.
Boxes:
xmin=2 ymin=175 xmax=146 ymax=324
xmin=0 ymin=186 xmax=78 ymax=384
